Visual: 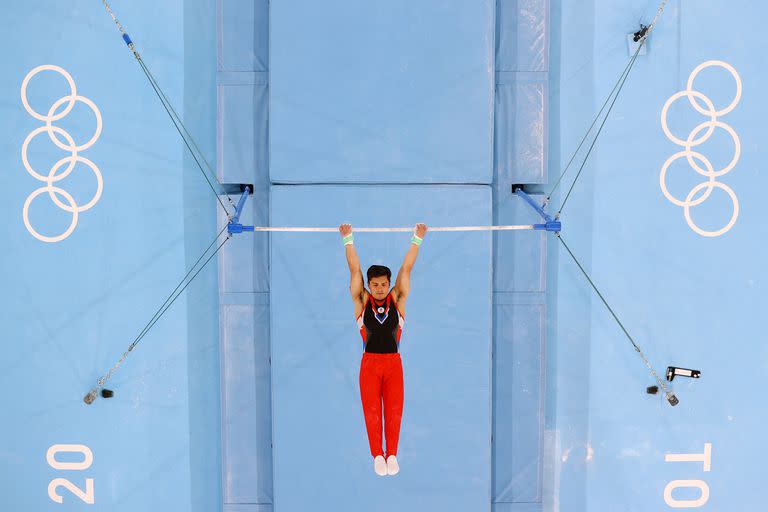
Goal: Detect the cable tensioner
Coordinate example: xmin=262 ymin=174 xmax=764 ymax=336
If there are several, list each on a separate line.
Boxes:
xmin=633 ymin=24 xmax=649 ymax=42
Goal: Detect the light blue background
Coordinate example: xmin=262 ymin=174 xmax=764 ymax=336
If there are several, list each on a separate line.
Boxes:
xmin=1 ymin=1 xmax=765 ymax=511
xmin=0 ymin=1 xmax=219 ymax=511
xmin=547 ymin=1 xmax=765 ymax=511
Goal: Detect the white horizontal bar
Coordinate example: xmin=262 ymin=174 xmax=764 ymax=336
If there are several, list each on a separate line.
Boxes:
xmin=249 ymin=225 xmax=537 ymax=232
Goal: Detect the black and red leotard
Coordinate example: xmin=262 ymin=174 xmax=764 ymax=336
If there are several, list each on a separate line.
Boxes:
xmin=357 ymin=291 xmax=405 ymax=459
xmin=356 ymin=292 xmax=404 ymax=353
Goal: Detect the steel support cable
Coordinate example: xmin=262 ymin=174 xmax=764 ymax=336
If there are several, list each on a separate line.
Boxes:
xmin=100 ymin=0 xmax=236 ymax=218
xmin=546 ymin=0 xmax=671 ymax=214
xmin=556 ymin=234 xmax=678 ymax=404
xmin=555 ymin=40 xmax=644 ymax=218
xmin=85 ymin=228 xmax=231 ymax=403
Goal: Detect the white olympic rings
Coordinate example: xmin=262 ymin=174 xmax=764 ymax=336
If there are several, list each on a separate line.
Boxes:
xmin=660 ymin=60 xmax=741 ymax=237
xmin=20 ymin=64 xmax=103 ymax=243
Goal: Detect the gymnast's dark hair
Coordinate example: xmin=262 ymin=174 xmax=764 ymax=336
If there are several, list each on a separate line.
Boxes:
xmin=366 ymin=265 xmax=391 ymax=283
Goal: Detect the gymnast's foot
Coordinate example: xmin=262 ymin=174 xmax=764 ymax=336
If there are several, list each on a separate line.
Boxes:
xmin=386 ymin=455 xmax=399 ymax=476
xmin=374 ymin=455 xmax=387 ymax=476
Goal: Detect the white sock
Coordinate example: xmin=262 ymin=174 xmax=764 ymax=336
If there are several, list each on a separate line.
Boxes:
xmin=386 ymin=455 xmax=399 ymax=476
xmin=374 ymin=455 xmax=387 ymax=476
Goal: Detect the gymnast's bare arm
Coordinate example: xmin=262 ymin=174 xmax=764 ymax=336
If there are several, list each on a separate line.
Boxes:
xmin=391 ymin=223 xmax=427 ymax=316
xmin=340 ymin=223 xmax=368 ymax=318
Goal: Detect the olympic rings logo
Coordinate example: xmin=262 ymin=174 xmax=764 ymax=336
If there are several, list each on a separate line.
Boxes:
xmin=20 ymin=65 xmax=103 ymax=243
xmin=660 ymin=60 xmax=741 ymax=237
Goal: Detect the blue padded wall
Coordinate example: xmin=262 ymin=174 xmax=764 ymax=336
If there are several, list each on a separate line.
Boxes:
xmin=494 ymin=72 xmax=548 ymax=184
xmin=493 ymin=301 xmax=545 ymax=503
xmin=270 ymin=0 xmax=495 ymax=183
xmin=270 ymin=185 xmax=492 ymax=512
xmin=217 ymin=0 xmax=268 ymax=72
xmin=216 ymin=1 xmax=273 ymax=511
xmin=219 ymin=293 xmax=272 ymax=507
xmin=492 ymin=1 xmax=549 ymax=510
xmin=494 ymin=0 xmax=549 ymax=185
xmin=217 ymin=0 xmax=269 ymax=293
xmin=492 ymin=195 xmax=547 ymax=508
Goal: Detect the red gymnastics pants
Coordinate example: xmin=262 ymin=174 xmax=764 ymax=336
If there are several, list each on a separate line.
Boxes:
xmin=359 ymin=352 xmax=404 ymax=458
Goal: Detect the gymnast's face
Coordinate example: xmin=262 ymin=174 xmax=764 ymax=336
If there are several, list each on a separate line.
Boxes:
xmin=368 ymin=276 xmax=390 ymax=301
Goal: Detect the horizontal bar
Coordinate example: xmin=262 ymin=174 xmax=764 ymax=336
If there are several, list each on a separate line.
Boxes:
xmin=247 ymin=225 xmax=537 ymax=232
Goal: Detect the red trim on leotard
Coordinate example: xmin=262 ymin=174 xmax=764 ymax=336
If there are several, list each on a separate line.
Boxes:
xmin=357 ymin=291 xmax=404 ymax=344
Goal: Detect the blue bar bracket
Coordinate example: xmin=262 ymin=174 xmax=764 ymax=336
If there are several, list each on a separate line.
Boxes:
xmin=512 ymin=185 xmax=561 ymax=233
xmin=227 ymin=185 xmax=255 ymax=235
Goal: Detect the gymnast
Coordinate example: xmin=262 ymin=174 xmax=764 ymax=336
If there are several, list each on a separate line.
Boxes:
xmin=339 ymin=222 xmax=427 ymax=476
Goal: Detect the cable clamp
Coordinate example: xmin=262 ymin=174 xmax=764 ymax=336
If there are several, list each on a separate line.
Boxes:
xmin=227 ymin=222 xmax=254 ymax=234
xmin=534 ymin=221 xmax=562 ymax=232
